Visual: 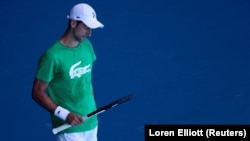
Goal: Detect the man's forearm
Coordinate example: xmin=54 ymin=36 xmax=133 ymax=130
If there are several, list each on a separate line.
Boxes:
xmin=32 ymin=91 xmax=58 ymax=113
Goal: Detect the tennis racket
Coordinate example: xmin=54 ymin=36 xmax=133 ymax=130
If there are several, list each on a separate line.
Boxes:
xmin=52 ymin=93 xmax=134 ymax=134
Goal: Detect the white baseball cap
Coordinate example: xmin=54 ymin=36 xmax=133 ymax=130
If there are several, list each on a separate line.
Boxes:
xmin=67 ymin=3 xmax=104 ymax=29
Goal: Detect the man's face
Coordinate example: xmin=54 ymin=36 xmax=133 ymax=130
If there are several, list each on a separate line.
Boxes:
xmin=72 ymin=21 xmax=92 ymax=42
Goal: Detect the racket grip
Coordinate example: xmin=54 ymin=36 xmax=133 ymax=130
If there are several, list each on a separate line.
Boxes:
xmin=52 ymin=124 xmax=72 ymax=134
xmin=52 ymin=116 xmax=88 ymax=134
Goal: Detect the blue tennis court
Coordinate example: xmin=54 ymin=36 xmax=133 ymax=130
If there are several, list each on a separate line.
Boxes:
xmin=1 ymin=0 xmax=250 ymax=140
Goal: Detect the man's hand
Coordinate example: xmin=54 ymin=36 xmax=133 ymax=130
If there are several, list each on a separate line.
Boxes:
xmin=66 ymin=113 xmax=84 ymax=126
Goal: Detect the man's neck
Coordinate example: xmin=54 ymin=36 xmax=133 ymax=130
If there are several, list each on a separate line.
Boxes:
xmin=60 ymin=32 xmax=79 ymax=48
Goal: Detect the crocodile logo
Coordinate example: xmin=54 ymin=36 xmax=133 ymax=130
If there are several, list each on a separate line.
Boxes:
xmin=69 ymin=61 xmax=91 ymax=79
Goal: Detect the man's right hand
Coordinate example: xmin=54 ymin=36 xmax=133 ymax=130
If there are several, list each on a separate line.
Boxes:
xmin=66 ymin=113 xmax=84 ymax=126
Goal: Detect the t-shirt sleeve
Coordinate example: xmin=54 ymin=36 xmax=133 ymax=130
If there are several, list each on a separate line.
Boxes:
xmin=35 ymin=51 xmax=57 ymax=83
xmin=85 ymin=38 xmax=96 ymax=62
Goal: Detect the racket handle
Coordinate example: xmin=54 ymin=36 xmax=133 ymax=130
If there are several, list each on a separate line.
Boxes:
xmin=52 ymin=116 xmax=88 ymax=134
xmin=52 ymin=124 xmax=71 ymax=134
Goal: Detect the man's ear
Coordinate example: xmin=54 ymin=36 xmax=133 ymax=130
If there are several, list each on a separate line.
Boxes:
xmin=70 ymin=20 xmax=77 ymax=28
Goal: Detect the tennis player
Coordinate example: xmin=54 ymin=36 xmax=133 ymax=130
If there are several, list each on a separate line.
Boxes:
xmin=32 ymin=3 xmax=104 ymax=141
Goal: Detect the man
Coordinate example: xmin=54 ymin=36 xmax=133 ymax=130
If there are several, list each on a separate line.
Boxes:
xmin=32 ymin=3 xmax=104 ymax=141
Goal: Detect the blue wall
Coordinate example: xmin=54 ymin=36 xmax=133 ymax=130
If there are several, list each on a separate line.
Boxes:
xmin=1 ymin=0 xmax=250 ymax=140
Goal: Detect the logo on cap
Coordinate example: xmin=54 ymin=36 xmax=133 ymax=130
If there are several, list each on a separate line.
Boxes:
xmin=92 ymin=12 xmax=96 ymax=19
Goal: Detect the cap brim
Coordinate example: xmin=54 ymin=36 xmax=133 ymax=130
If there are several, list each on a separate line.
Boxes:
xmin=84 ymin=19 xmax=104 ymax=29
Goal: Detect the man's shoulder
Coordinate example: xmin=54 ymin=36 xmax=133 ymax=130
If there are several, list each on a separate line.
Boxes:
xmin=42 ymin=41 xmax=61 ymax=54
xmin=48 ymin=40 xmax=61 ymax=50
xmin=39 ymin=41 xmax=61 ymax=59
xmin=81 ymin=38 xmax=92 ymax=46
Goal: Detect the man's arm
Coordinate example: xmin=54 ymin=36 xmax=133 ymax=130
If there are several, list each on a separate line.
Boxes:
xmin=32 ymin=78 xmax=57 ymax=113
xmin=32 ymin=78 xmax=83 ymax=126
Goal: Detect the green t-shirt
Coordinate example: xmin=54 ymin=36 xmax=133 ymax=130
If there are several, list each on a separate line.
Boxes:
xmin=35 ymin=39 xmax=98 ymax=134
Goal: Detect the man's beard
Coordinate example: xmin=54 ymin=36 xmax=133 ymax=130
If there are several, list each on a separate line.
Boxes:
xmin=75 ymin=35 xmax=84 ymax=42
xmin=73 ymin=29 xmax=85 ymax=42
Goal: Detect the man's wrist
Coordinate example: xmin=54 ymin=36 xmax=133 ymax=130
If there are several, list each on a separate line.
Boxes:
xmin=54 ymin=106 xmax=70 ymax=120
